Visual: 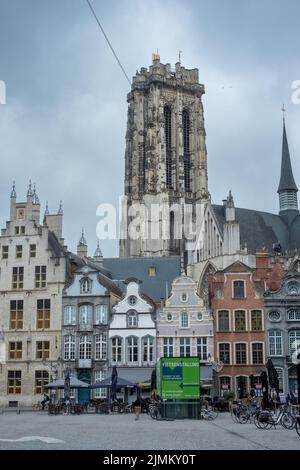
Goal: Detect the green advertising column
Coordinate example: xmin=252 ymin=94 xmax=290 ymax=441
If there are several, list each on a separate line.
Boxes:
xmin=158 ymin=357 xmax=200 ymax=399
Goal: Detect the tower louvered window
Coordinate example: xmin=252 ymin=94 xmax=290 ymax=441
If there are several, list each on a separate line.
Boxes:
xmin=164 ymin=106 xmax=172 ymax=187
xmin=183 ymin=110 xmax=191 ymax=190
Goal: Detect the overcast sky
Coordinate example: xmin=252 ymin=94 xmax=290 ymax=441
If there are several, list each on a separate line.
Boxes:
xmin=0 ymin=0 xmax=300 ymax=257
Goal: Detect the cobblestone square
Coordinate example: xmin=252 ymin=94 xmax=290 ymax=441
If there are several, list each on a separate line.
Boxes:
xmin=0 ymin=412 xmax=299 ymax=450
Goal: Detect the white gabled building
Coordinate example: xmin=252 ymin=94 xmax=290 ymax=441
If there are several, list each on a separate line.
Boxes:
xmin=109 ymin=278 xmax=156 ymax=384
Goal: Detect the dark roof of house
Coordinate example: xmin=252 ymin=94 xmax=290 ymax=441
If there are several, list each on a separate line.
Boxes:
xmin=103 ymin=256 xmax=181 ymax=302
xmin=277 ymin=122 xmax=298 ymax=193
xmin=212 ymin=204 xmax=291 ymax=252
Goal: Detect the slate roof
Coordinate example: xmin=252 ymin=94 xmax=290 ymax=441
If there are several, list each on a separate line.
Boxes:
xmin=103 ymin=256 xmax=181 ymax=302
xmin=212 ymin=204 xmax=291 ymax=252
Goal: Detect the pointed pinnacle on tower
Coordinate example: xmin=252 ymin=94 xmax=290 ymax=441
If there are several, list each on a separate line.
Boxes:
xmin=10 ymin=181 xmax=16 ymax=198
xmin=27 ymin=179 xmax=33 ymax=197
xmin=58 ymin=200 xmax=63 ymax=215
xmin=79 ymin=228 xmax=87 ymax=246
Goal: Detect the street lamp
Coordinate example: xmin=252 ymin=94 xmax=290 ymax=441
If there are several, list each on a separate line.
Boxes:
xmin=42 ymin=356 xmax=63 ymax=381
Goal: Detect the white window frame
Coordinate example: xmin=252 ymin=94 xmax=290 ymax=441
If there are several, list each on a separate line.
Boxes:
xmin=163 ymin=337 xmax=173 ymax=357
xmin=232 ymin=279 xmax=246 ymax=299
xmin=250 ymin=309 xmax=264 ymax=331
xmin=127 ymin=310 xmax=138 ymax=328
xmin=94 ymin=370 xmax=106 ymax=398
xmin=95 ymin=333 xmax=107 ymax=360
xmin=95 ymin=304 xmax=108 ymax=324
xmin=250 ymin=341 xmax=264 ymax=365
xmin=233 ymin=309 xmax=247 ymax=332
xmin=179 ymin=337 xmax=191 ymax=357
xmin=197 ymin=337 xmax=207 ymax=361
xmin=111 ymin=336 xmax=122 ymax=363
xmin=79 ymin=304 xmax=93 ymax=325
xmin=63 ymin=305 xmax=76 ymax=326
xmin=289 ymin=330 xmax=300 ymax=356
xmin=142 ymin=336 xmax=154 ymax=364
xmin=180 ymin=312 xmax=189 ymax=329
xmin=234 ymin=342 xmax=248 ymax=365
xmin=126 ymin=336 xmax=139 ymax=364
xmin=268 ymin=330 xmax=283 ymax=356
xmin=218 ymin=342 xmax=231 ymax=365
xmin=287 ymin=308 xmax=300 ymax=321
xmin=217 ymin=309 xmax=230 ymax=332
xmin=79 ymin=335 xmax=92 ymax=360
xmin=64 ymin=335 xmax=75 ymax=361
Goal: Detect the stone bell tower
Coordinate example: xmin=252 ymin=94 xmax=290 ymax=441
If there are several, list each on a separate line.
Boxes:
xmin=119 ymin=54 xmax=209 ymax=258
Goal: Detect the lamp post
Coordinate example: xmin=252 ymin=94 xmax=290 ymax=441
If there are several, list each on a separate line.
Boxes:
xmin=42 ymin=356 xmax=63 ymax=404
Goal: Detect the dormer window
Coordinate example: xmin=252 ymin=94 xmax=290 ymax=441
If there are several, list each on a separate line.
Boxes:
xmin=81 ymin=278 xmax=92 ymax=294
xmin=127 ymin=310 xmax=138 ymax=328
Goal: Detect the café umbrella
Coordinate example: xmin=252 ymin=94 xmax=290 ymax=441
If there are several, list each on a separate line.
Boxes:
xmin=111 ymin=366 xmax=118 ymax=401
xmin=44 ymin=378 xmax=89 ymax=389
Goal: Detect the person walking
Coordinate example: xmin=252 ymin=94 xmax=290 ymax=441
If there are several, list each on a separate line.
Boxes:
xmin=133 ymin=397 xmax=142 ymax=420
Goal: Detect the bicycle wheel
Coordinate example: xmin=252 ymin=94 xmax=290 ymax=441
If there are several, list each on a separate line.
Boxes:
xmin=281 ymin=413 xmax=295 ymax=430
xmin=295 ymin=418 xmax=300 ymax=437
xmin=208 ymin=406 xmax=219 ymax=420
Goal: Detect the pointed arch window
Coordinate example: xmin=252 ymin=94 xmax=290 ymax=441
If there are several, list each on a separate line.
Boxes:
xmin=183 ymin=110 xmax=191 ymax=191
xmin=164 ymin=105 xmax=172 ymax=187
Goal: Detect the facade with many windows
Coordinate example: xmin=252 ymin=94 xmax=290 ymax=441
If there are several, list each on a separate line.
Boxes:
xmin=62 ymin=259 xmax=122 ymax=403
xmin=156 ymin=275 xmax=213 ymax=393
xmin=209 ymin=256 xmax=270 ymax=399
xmin=109 ymin=279 xmax=156 ymax=384
xmin=264 ymin=270 xmax=300 ymax=395
xmin=0 ymin=184 xmax=67 ymax=406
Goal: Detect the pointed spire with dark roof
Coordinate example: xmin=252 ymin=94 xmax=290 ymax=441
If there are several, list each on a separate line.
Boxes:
xmin=277 ymin=118 xmax=298 ymax=193
xmin=277 ymin=111 xmax=298 ymax=214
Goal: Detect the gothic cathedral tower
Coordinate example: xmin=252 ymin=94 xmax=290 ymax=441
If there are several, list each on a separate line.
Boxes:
xmin=119 ymin=55 xmax=209 ymax=258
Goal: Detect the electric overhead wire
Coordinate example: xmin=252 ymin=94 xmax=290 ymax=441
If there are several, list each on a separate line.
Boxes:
xmin=85 ymin=0 xmax=131 ymax=85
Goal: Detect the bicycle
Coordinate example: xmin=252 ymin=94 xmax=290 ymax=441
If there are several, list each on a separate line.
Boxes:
xmin=200 ymin=405 xmax=218 ymax=420
xmin=254 ymin=406 xmax=295 ymax=430
xmin=32 ymin=401 xmax=49 ymax=412
xmin=148 ymin=400 xmax=162 ymax=420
